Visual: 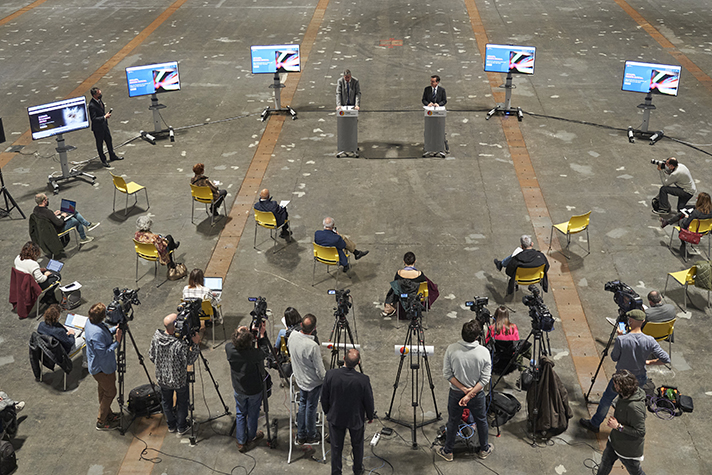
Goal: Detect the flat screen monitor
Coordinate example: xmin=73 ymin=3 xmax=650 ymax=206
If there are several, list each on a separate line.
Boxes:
xmin=484 ymin=44 xmax=536 ymax=75
xmin=250 ymin=44 xmax=301 ymax=74
xmin=621 ymin=61 xmax=681 ymax=96
xmin=126 ymin=61 xmax=181 ymax=98
xmin=27 ymin=96 xmax=89 ymax=140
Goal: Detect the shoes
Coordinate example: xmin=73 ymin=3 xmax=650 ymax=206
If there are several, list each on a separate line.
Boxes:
xmin=478 ymin=443 xmax=493 ymax=459
xmin=236 ymin=441 xmax=246 ymax=453
xmin=110 ymin=155 xmax=123 ymax=161
xmin=652 ymin=208 xmax=671 ymax=215
xmin=279 ymin=229 xmax=292 ymax=240
xmin=175 ymin=241 xmax=181 ymax=250
xmin=342 ymin=264 xmax=350 ymax=273
xmin=435 ymin=447 xmax=453 ymax=462
xmin=168 ymin=426 xmax=177 ymax=433
xmin=96 ymin=418 xmax=120 ymax=431
xmin=494 ymin=259 xmax=503 ymax=272
xmin=14 ymin=401 xmax=25 ymax=412
xmin=606 ymin=317 xmax=617 ymax=326
xmin=107 ymin=412 xmax=121 ymax=423
xmin=295 ymin=437 xmax=306 ymax=445
xmin=354 ymin=249 xmax=369 ymax=260
xmin=381 ymin=308 xmax=396 ymax=318
xmin=177 ymin=420 xmax=192 ymax=435
xmin=100 ymin=160 xmax=110 ymax=168
xmin=660 ymin=218 xmax=669 ymax=229
xmin=579 ymin=418 xmax=599 ymax=433
xmin=87 ymin=222 xmax=101 ymax=232
xmin=305 ymin=436 xmax=321 ymax=445
xmin=79 ymin=236 xmax=95 ymax=244
xmin=249 ymin=431 xmax=265 ymax=445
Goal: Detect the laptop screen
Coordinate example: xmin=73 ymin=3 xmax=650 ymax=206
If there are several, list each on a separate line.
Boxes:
xmin=60 ymin=199 xmax=76 ymax=215
xmin=204 ymin=277 xmax=223 ymax=292
xmin=46 ymin=259 xmax=64 ymax=273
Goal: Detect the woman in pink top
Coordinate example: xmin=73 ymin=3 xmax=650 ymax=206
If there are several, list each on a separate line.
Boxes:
xmin=486 ymin=306 xmax=519 ymax=343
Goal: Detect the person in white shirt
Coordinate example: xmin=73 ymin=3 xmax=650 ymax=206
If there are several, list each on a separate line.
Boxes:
xmin=654 ymin=157 xmax=696 ymax=214
xmin=14 ymin=241 xmax=60 ymax=304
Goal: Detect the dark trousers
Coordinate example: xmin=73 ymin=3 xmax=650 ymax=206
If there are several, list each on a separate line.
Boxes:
xmin=444 ymin=389 xmax=488 ymax=454
xmin=160 ymin=385 xmax=190 ymax=431
xmin=329 ymin=422 xmax=365 ymax=475
xmin=210 ymin=189 xmax=228 ymax=213
xmin=597 ymin=440 xmax=646 ymax=475
xmin=93 ymin=128 xmax=116 ymax=162
xmin=164 ymin=234 xmax=179 ymax=268
xmin=658 ymin=186 xmax=693 ymax=212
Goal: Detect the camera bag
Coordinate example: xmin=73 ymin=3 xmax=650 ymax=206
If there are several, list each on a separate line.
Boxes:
xmin=678 ymin=394 xmax=693 ymax=413
xmin=128 ymin=384 xmax=162 ymax=417
xmin=488 ymin=391 xmax=521 ymax=427
xmin=0 ymin=440 xmax=17 ymax=475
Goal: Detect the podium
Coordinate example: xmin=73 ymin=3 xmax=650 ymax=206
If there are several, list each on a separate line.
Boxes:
xmin=423 ymin=107 xmax=447 ymax=157
xmin=336 ymin=107 xmax=358 ymax=157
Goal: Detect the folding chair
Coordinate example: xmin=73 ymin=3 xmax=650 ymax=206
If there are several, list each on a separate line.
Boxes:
xmin=548 ymin=211 xmax=591 ymax=259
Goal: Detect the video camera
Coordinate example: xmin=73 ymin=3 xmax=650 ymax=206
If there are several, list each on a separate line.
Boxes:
xmin=106 ymin=287 xmax=140 ymax=325
xmin=399 ymin=291 xmax=424 ymax=319
xmin=248 ymin=296 xmax=268 ymax=338
xmin=522 ymin=285 xmax=555 ymax=332
xmin=465 ymin=296 xmax=491 ymax=326
xmin=329 ymin=289 xmax=351 ymax=319
xmin=604 ymin=280 xmax=643 ymax=316
xmin=174 ymin=298 xmax=202 ymax=342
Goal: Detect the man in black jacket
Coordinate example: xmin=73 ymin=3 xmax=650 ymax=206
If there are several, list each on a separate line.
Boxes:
xmin=422 ymin=75 xmax=447 ymax=107
xmin=496 ymin=235 xmax=549 ymax=294
xmin=254 ymin=188 xmax=291 ymax=239
xmin=321 ymin=349 xmax=374 ymax=475
xmin=32 ymin=192 xmax=99 ymax=244
xmin=88 ymin=87 xmax=122 ymax=167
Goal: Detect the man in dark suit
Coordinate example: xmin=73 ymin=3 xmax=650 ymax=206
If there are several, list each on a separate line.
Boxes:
xmin=422 ymin=75 xmax=447 ymax=107
xmin=335 ymin=69 xmax=361 ymax=110
xmin=322 ymin=349 xmax=374 ymax=475
xmin=254 ymin=188 xmax=291 ymax=239
xmin=314 ymin=217 xmax=369 ymax=271
xmin=88 ymin=87 xmax=122 ymax=167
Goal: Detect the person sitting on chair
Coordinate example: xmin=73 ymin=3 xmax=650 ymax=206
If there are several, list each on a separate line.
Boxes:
xmin=191 ymin=163 xmax=228 ymax=217
xmin=38 ymin=304 xmax=76 ymax=354
xmin=660 ymin=192 xmax=712 ymax=256
xmin=14 ymin=241 xmax=61 ymax=304
xmin=182 ymin=268 xmax=220 ymax=335
xmin=381 ymin=251 xmax=428 ymax=317
xmin=134 ymin=215 xmax=179 ymax=270
xmin=32 ymin=193 xmax=99 ymax=245
xmin=254 ymin=188 xmax=291 ymax=240
xmin=494 ymin=235 xmax=549 ymax=294
xmin=485 ymin=306 xmax=519 ymax=344
xmin=314 ymin=217 xmax=369 ymax=272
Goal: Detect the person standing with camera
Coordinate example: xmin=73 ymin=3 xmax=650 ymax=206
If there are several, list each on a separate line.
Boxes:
xmin=148 ymin=313 xmax=201 ymax=435
xmin=85 ymin=303 xmax=122 ymax=431
xmin=652 ymin=157 xmax=696 ymax=215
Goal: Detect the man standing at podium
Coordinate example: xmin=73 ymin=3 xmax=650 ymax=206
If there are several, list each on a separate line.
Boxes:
xmin=422 ymin=75 xmax=447 ymax=107
xmin=335 ymin=69 xmax=361 ymax=110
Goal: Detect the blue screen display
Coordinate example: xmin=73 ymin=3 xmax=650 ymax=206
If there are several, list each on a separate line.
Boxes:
xmin=484 ymin=44 xmax=536 ymax=74
xmin=250 ymin=45 xmax=301 ymax=74
xmin=622 ymin=61 xmax=681 ymax=96
xmin=125 ymin=61 xmax=181 ymax=98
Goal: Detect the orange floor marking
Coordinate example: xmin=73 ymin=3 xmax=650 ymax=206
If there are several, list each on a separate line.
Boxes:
xmin=0 ymin=0 xmax=49 ymax=26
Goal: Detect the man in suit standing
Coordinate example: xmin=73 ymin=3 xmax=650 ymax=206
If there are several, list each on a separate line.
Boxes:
xmin=254 ymin=188 xmax=291 ymax=239
xmin=422 ymin=75 xmax=447 ymax=107
xmin=322 ymin=349 xmax=374 ymax=475
xmin=336 ymin=69 xmax=361 ymax=110
xmin=314 ymin=217 xmax=369 ymax=272
xmin=88 ymin=87 xmax=122 ymax=167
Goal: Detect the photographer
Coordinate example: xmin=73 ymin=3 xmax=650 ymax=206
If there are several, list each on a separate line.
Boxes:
xmin=653 ymin=157 xmax=696 ymax=215
xmin=148 ymin=314 xmax=201 ymax=435
xmin=580 ymin=310 xmax=669 ymax=433
xmin=85 ymin=303 xmax=122 ymax=431
xmin=226 ymin=323 xmax=268 ymax=452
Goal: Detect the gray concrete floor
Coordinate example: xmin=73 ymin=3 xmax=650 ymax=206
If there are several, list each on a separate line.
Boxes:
xmin=1 ymin=0 xmax=711 ymax=474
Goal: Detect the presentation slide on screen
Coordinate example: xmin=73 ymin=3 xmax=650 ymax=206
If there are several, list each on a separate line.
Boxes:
xmin=484 ymin=44 xmax=536 ymax=74
xmin=622 ymin=61 xmax=681 ymax=96
xmin=28 ymin=97 xmax=88 ymax=140
xmin=126 ymin=61 xmax=181 ymax=98
xmin=250 ymin=45 xmax=301 ymax=74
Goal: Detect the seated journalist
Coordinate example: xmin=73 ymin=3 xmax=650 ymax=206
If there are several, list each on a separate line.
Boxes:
xmin=33 ymin=192 xmax=99 ymax=244
xmin=494 ymin=235 xmax=549 ymax=294
xmin=14 ymin=241 xmax=61 ymax=304
xmin=38 ymin=304 xmax=76 ymax=354
xmin=254 ymin=188 xmax=291 ymax=239
xmin=192 ymin=163 xmax=228 ymax=216
xmin=314 ymin=217 xmax=369 ymax=272
xmin=381 ymin=251 xmax=438 ymax=317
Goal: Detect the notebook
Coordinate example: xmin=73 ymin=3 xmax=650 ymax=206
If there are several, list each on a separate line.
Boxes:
xmin=204 ymin=277 xmax=223 ymax=299
xmin=60 ymin=198 xmax=76 ymax=221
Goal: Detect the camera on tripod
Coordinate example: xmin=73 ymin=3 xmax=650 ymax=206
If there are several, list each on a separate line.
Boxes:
xmin=329 ymin=289 xmax=351 ymax=319
xmin=651 ymin=159 xmax=666 ymax=167
xmin=399 ymin=292 xmax=424 ymax=319
xmin=604 ymin=280 xmax=643 ymax=316
xmin=465 ymin=296 xmax=491 ymax=326
xmin=175 ymin=298 xmax=202 ymax=341
xmin=248 ymin=296 xmax=268 ymax=336
xmin=106 ymin=287 xmax=140 ymax=325
xmin=522 ymin=285 xmax=554 ymax=332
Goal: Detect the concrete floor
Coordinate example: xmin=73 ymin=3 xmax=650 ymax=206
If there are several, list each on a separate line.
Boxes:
xmin=1 ymin=0 xmax=711 ymax=474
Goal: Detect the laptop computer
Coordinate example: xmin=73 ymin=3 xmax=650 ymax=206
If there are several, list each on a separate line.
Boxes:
xmin=46 ymin=259 xmax=64 ymax=273
xmin=60 ymin=198 xmax=76 ymax=221
xmin=204 ymin=277 xmax=223 ymax=299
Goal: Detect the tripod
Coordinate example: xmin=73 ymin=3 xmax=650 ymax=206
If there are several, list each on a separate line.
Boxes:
xmin=385 ymin=299 xmax=441 ymax=449
xmin=186 ymin=345 xmax=232 ymax=446
xmin=585 ymin=311 xmax=624 ymax=402
xmin=0 ymin=168 xmax=24 ymax=219
xmin=328 ymin=305 xmax=362 ymax=371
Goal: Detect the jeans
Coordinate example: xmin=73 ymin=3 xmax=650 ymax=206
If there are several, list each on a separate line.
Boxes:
xmin=658 ymin=186 xmax=693 ymax=212
xmin=297 ymin=385 xmax=321 ymax=439
xmin=160 ymin=385 xmax=190 ymax=431
xmin=597 ymin=440 xmax=646 ymax=475
xmin=444 ymin=389 xmax=488 ymax=454
xmin=329 ymin=422 xmax=365 ymax=475
xmin=590 ymin=373 xmax=647 ymax=427
xmin=63 ymin=212 xmax=91 ymax=239
xmin=234 ymin=391 xmax=263 ymax=444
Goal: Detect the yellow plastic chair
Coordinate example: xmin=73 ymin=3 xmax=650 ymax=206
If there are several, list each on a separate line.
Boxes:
xmin=642 ymin=318 xmax=676 ymax=366
xmin=312 ymin=243 xmax=349 ymax=286
xmin=253 ymin=209 xmax=289 ymax=253
xmin=515 ymin=264 xmax=546 ymax=288
xmin=668 ymin=218 xmax=712 ymax=262
xmin=110 ymin=172 xmax=149 ymax=217
xmin=548 ymin=211 xmax=591 ymax=259
xmin=663 ymin=266 xmax=709 ymax=311
xmin=56 ymin=226 xmax=79 ymax=257
xmin=191 ymin=184 xmax=224 ymax=227
xmin=133 ymin=238 xmax=173 ymax=284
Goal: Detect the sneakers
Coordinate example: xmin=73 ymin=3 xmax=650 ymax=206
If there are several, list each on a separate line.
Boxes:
xmin=177 ymin=425 xmax=191 ymax=435
xmin=14 ymin=401 xmax=25 ymax=412
xmin=295 ymin=437 xmax=306 ymax=446
xmin=652 ymin=208 xmax=671 ymax=215
xmin=305 ymin=436 xmax=320 ymax=445
xmin=435 ymin=447 xmax=453 ymax=462
xmin=494 ymin=259 xmax=503 ymax=272
xmin=579 ymin=418 xmax=600 ymax=433
xmin=87 ymin=222 xmax=101 ymax=232
xmin=79 ymin=236 xmax=95 ymax=244
xmin=96 ymin=418 xmax=120 ymax=431
xmin=354 ymin=249 xmax=369 ymax=260
xmin=477 ymin=443 xmax=493 ymax=459
xmin=167 ymin=426 xmax=177 ymax=433
xmin=381 ymin=308 xmax=396 ymax=318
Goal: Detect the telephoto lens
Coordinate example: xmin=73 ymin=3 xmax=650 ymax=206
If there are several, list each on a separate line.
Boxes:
xmin=651 ymin=159 xmax=665 ymax=166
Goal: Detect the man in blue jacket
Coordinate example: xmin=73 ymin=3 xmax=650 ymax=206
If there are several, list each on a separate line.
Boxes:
xmin=314 ymin=217 xmax=369 ymax=271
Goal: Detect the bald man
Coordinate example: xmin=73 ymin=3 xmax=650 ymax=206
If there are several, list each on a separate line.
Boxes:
xmin=314 ymin=217 xmax=369 ymax=271
xmin=254 ymin=188 xmax=291 ymax=239
xmin=148 ymin=313 xmax=201 ymax=435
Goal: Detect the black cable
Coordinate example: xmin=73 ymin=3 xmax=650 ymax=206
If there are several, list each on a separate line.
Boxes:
xmin=370 ymin=445 xmax=394 ymax=475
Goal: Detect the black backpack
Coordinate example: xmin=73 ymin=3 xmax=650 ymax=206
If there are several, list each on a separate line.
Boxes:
xmin=488 ymin=391 xmax=521 ymax=427
xmin=127 ymin=384 xmax=162 ymax=417
xmin=0 ymin=440 xmax=17 ymax=475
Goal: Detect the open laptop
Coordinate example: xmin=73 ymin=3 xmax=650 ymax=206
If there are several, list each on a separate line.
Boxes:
xmin=46 ymin=259 xmax=64 ymax=273
xmin=204 ymin=277 xmax=223 ymax=299
xmin=60 ymin=198 xmax=76 ymax=221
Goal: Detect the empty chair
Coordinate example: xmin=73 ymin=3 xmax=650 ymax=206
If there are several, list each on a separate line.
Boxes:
xmin=110 ymin=172 xmax=149 ymax=217
xmin=548 ymin=211 xmax=591 ymax=259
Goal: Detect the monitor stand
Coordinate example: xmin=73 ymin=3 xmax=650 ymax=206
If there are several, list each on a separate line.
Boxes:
xmin=486 ymin=72 xmax=523 ymax=121
xmin=261 ymin=72 xmax=297 ymax=121
xmin=48 ymin=134 xmax=96 ymax=194
xmin=137 ymin=94 xmax=175 ymax=141
xmin=627 ymin=92 xmax=664 ymax=144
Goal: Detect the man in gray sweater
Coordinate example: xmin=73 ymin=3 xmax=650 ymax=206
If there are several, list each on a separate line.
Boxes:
xmin=654 ymin=157 xmax=696 ymax=214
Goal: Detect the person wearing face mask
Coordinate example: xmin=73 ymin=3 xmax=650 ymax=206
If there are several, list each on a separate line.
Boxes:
xmin=88 ymin=87 xmax=123 ymax=167
xmin=652 ymin=157 xmax=696 ymax=215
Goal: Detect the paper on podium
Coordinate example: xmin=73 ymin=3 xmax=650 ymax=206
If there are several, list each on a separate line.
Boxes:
xmin=424 ymin=106 xmax=447 ymax=117
xmin=65 ymin=313 xmax=88 ymax=330
xmin=394 ymin=345 xmax=434 ymax=356
xmin=279 ymin=200 xmax=290 ymax=207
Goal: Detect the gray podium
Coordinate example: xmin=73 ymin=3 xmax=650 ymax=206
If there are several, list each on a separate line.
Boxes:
xmin=336 ymin=108 xmax=358 ymax=157
xmin=423 ymin=107 xmax=447 ymax=157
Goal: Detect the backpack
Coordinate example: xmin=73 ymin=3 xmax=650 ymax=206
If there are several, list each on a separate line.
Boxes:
xmin=0 ymin=440 xmax=17 ymax=475
xmin=488 ymin=391 xmax=521 ymax=428
xmin=127 ymin=384 xmax=162 ymax=417
xmin=694 ymin=260 xmax=712 ymax=291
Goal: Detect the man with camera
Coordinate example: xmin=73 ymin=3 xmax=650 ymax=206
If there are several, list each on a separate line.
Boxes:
xmin=580 ymin=309 xmax=669 ymax=433
xmin=437 ymin=320 xmax=493 ymax=462
xmin=148 ymin=313 xmax=201 ymax=435
xmin=288 ymin=314 xmax=326 ymax=445
xmin=607 ymin=291 xmax=675 ymax=326
xmin=226 ymin=323 xmax=268 ymax=452
xmin=85 ymin=303 xmax=122 ymax=431
xmin=652 ymin=157 xmax=696 ymax=214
